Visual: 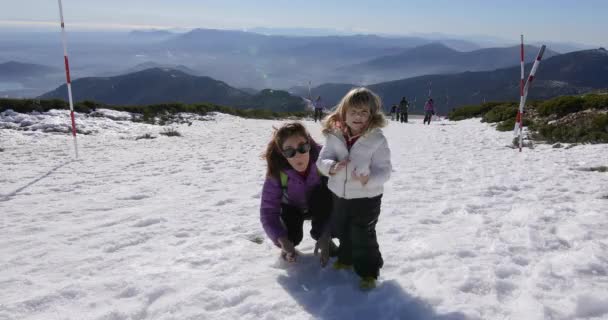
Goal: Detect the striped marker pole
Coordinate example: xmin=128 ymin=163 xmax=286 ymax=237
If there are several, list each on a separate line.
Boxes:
xmin=308 ymin=80 xmax=312 ymax=101
xmin=446 ymin=90 xmax=449 ymax=119
xmin=518 ymin=44 xmax=546 ymax=152
xmin=514 ymin=35 xmax=525 ymax=138
xmin=58 ymin=0 xmax=79 ymax=159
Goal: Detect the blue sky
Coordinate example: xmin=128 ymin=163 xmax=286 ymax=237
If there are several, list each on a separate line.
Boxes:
xmin=1 ymin=0 xmax=606 ymax=45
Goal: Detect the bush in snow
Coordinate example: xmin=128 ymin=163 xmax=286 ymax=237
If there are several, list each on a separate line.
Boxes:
xmin=160 ymin=127 xmax=181 ymax=137
xmin=482 ymin=103 xmax=518 ymax=123
xmin=579 ymin=166 xmax=608 ymax=172
xmin=1 ymin=98 xmax=311 ymax=125
xmin=448 ymin=102 xmax=504 ymax=121
xmin=0 ymin=98 xmax=106 ymax=114
xmin=537 ymin=94 xmax=608 ymax=117
xmin=496 ymin=117 xmax=536 ymax=132
xmin=537 ymin=113 xmax=608 ymax=143
xmin=450 ymin=94 xmax=608 ymax=143
xmin=135 ymin=133 xmax=156 ymax=140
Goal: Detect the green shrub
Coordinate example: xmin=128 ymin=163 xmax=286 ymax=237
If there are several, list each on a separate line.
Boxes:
xmin=448 ymin=101 xmax=507 ymax=121
xmin=582 ymin=94 xmax=608 ymax=110
xmin=497 ymin=117 xmax=535 ymax=132
xmin=537 ymin=96 xmax=585 ymax=117
xmin=448 ymin=105 xmax=483 ymax=120
xmin=0 ymin=98 xmax=71 ymax=113
xmin=1 ymin=97 xmax=355 ymax=124
xmin=537 ymin=113 xmax=608 ymax=143
xmin=74 ymin=100 xmax=104 ymax=113
xmin=535 ymin=94 xmax=608 ymax=118
xmin=497 ymin=118 xmax=515 ymax=131
xmin=482 ymin=103 xmax=518 ymax=123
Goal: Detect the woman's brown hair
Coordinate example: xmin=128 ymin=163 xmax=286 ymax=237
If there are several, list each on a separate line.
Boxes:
xmin=262 ymin=122 xmax=319 ymax=179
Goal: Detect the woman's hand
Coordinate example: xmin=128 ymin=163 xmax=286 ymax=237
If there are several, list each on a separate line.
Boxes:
xmin=329 ymin=159 xmax=349 ymax=175
xmin=278 ymin=237 xmax=297 ymax=263
xmin=351 ymin=171 xmax=369 ymax=186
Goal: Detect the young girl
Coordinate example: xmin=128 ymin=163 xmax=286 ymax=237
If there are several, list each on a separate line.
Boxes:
xmin=260 ymin=122 xmax=335 ymax=263
xmin=316 ymin=87 xmax=392 ymax=289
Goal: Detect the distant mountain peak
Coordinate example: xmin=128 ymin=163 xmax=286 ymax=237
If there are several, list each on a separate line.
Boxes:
xmin=1 ymin=60 xmax=53 ymax=68
xmin=38 ymin=67 xmax=306 ymax=112
xmin=129 ymin=29 xmax=173 ymax=35
xmin=130 ymin=67 xmax=191 ymax=77
xmin=0 ymin=61 xmax=59 ymax=78
xmin=124 ymin=64 xmax=199 ymax=77
xmin=594 ymin=47 xmax=608 ymax=55
xmin=412 ymin=42 xmax=456 ymax=52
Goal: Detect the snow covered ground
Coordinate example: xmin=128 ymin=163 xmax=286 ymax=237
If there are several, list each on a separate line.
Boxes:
xmin=1 ymin=109 xmax=607 ymax=320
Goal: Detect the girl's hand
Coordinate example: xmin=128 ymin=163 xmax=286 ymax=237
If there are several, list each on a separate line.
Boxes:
xmin=351 ymin=171 xmax=369 ymax=186
xmin=329 ymin=159 xmax=349 ymax=175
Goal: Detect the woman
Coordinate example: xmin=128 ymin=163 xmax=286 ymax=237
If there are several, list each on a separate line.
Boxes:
xmin=260 ymin=122 xmax=335 ymax=263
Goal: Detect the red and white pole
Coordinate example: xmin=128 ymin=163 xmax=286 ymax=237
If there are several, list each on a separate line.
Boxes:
xmin=446 ymin=90 xmax=449 ymax=119
xmin=307 ymin=80 xmax=312 ymax=101
xmin=514 ymin=35 xmax=525 ymax=140
xmin=58 ymin=0 xmax=79 ymax=158
xmin=518 ymin=44 xmax=546 ymax=151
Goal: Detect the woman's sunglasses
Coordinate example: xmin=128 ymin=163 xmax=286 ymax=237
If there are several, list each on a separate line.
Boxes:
xmin=281 ymin=142 xmax=311 ymax=158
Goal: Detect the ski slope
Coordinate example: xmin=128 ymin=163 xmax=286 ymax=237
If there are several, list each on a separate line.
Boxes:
xmin=1 ymin=109 xmax=607 ymax=320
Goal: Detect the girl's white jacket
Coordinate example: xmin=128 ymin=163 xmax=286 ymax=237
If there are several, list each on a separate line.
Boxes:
xmin=316 ymin=128 xmax=392 ymax=199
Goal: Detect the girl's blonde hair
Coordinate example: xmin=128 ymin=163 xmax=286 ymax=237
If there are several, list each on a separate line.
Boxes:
xmin=322 ymin=87 xmax=387 ymax=135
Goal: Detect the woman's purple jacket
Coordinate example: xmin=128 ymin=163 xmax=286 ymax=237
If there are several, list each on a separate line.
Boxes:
xmin=260 ymin=145 xmax=322 ymax=245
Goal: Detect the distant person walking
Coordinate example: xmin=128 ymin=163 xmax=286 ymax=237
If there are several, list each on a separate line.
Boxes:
xmin=423 ymin=98 xmax=435 ymax=125
xmin=390 ymin=105 xmax=397 ymax=121
xmin=314 ymin=96 xmax=324 ymax=122
xmin=399 ymin=97 xmax=408 ymax=123
xmin=395 ymin=104 xmax=401 ymax=122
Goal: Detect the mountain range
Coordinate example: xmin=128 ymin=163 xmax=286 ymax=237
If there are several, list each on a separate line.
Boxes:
xmin=339 ymin=43 xmax=559 ymax=83
xmin=39 ymin=68 xmax=305 ymax=112
xmin=0 ymin=61 xmax=59 ymax=80
xmin=38 ymin=48 xmax=608 ymax=115
xmin=4 ymin=28 xmax=581 ymax=95
xmin=295 ymin=48 xmax=608 ymax=114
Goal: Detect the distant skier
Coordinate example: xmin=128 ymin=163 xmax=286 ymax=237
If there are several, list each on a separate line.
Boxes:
xmin=260 ymin=122 xmax=336 ymax=263
xmin=423 ymin=98 xmax=435 ymax=125
xmin=395 ymin=104 xmax=401 ymax=122
xmin=399 ymin=97 xmax=408 ymax=123
xmin=313 ymin=96 xmax=324 ymax=122
xmin=390 ymin=104 xmax=397 ymax=121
